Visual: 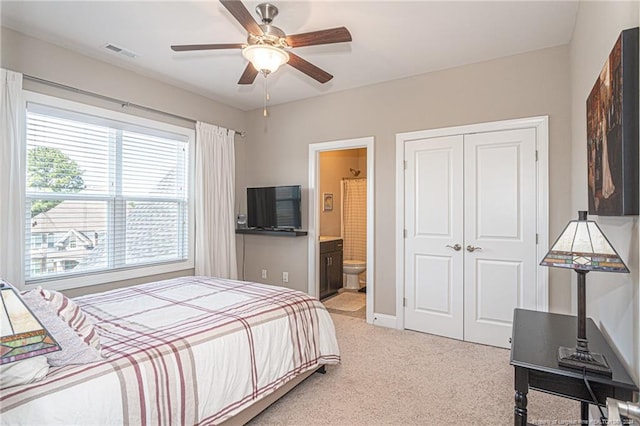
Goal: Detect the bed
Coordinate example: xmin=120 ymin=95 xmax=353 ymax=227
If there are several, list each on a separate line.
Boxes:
xmin=0 ymin=276 xmax=341 ymax=425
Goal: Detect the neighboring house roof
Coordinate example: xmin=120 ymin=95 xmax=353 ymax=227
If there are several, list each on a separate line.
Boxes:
xmin=72 ymin=169 xmax=184 ymax=271
xmin=55 ymin=229 xmax=95 ymax=249
xmin=31 ymin=200 xmax=106 ymax=234
xmin=72 ymin=200 xmax=183 ymax=272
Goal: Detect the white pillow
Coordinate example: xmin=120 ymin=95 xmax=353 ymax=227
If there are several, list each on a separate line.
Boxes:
xmin=21 ymin=290 xmax=104 ymax=367
xmin=38 ymin=287 xmax=102 ymax=352
xmin=0 ymin=356 xmax=49 ymax=389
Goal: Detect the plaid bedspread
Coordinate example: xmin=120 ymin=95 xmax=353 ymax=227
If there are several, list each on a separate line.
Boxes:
xmin=0 ymin=276 xmax=340 ymax=425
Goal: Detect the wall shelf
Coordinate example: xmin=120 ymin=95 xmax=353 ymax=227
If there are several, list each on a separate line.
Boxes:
xmin=236 ymin=228 xmax=308 ymax=237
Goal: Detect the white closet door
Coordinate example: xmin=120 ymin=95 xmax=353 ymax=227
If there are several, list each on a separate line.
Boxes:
xmin=404 ymin=135 xmax=464 ymax=339
xmin=463 ymin=128 xmax=538 ymax=348
xmin=402 ymin=127 xmax=539 ymax=349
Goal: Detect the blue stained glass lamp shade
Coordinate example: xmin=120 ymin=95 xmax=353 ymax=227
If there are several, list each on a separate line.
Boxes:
xmin=0 ymin=282 xmax=60 ymax=364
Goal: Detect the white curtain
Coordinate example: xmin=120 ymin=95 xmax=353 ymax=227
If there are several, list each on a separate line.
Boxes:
xmin=341 ymin=178 xmax=367 ymax=262
xmin=194 ymin=122 xmax=237 ymax=279
xmin=0 ymin=69 xmax=25 ymax=287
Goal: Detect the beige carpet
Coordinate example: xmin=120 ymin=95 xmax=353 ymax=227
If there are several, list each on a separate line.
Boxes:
xmin=248 ymin=314 xmax=576 ymax=425
xmin=322 ymin=292 xmax=366 ymax=312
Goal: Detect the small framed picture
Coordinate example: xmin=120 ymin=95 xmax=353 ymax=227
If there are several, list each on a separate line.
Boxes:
xmin=323 ymin=193 xmax=333 ymax=212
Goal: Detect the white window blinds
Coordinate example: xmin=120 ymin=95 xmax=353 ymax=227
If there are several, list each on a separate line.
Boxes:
xmin=25 ymin=102 xmax=189 ymax=282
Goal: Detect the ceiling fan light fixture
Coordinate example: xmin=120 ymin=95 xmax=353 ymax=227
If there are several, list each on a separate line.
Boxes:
xmin=242 ymin=44 xmax=289 ymax=74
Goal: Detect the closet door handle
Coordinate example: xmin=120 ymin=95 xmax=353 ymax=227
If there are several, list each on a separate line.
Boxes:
xmin=446 ymin=244 xmax=462 ymax=251
xmin=466 ymin=245 xmax=482 ymax=252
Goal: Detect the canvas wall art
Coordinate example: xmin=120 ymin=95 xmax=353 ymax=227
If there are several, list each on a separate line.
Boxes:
xmin=587 ymin=27 xmax=639 ymax=216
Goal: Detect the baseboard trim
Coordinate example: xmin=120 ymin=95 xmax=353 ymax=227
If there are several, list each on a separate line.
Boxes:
xmin=372 ymin=313 xmax=397 ymax=328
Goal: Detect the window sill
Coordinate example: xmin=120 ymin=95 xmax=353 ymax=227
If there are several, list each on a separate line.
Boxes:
xmin=25 ymin=259 xmax=194 ymax=291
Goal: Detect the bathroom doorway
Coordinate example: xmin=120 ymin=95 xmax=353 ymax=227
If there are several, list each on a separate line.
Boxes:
xmin=308 ymin=137 xmax=374 ymax=323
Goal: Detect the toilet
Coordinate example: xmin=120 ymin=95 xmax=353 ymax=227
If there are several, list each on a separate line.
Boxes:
xmin=343 ymin=260 xmax=366 ymax=290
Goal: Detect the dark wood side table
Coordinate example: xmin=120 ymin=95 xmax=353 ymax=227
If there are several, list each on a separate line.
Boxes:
xmin=510 ymin=309 xmax=638 ymax=425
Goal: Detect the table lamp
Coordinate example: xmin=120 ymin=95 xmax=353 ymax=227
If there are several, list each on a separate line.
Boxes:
xmin=1 ymin=281 xmax=60 ymax=364
xmin=539 ymin=211 xmax=629 ymax=377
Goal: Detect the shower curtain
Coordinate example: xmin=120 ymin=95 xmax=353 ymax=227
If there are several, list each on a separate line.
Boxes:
xmin=341 ymin=178 xmax=367 ymax=261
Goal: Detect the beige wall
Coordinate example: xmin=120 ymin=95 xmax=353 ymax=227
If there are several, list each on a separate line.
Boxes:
xmin=240 ymin=45 xmax=573 ymax=313
xmin=1 ymin=27 xmax=247 ymax=297
xmin=319 ymin=149 xmax=366 ymax=237
xmin=568 ymin=0 xmax=639 ymax=380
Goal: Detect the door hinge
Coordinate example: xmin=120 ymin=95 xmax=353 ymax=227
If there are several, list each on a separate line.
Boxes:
xmin=536 ymin=233 xmax=539 ymax=244
xmin=535 ymin=150 xmax=539 ymax=162
xmin=403 ymin=229 xmax=407 ymax=238
xmin=404 ymin=160 xmax=407 ymax=170
xmin=403 ymin=297 xmax=407 ymax=307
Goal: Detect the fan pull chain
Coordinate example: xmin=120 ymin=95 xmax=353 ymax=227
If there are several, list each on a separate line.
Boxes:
xmin=263 ymin=73 xmax=269 ymax=117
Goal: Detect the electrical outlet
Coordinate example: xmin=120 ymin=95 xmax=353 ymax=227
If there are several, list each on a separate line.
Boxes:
xmin=261 ymin=269 xmax=267 ymax=279
xmin=282 ymin=272 xmax=289 ymax=283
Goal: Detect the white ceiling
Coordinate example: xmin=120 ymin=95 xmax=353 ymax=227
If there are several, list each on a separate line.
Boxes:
xmin=1 ymin=1 xmax=579 ymax=111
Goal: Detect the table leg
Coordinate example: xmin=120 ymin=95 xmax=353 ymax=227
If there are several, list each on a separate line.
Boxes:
xmin=580 ymin=402 xmax=589 ymax=424
xmin=514 ymin=367 xmax=529 ymax=426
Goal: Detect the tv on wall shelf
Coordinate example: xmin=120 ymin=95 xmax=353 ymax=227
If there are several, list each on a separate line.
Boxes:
xmin=236 ymin=228 xmax=308 ymax=237
xmin=238 ymin=185 xmax=307 ymax=236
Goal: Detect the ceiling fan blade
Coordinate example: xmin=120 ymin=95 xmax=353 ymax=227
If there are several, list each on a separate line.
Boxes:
xmin=285 ymin=27 xmax=352 ymax=48
xmin=171 ymin=43 xmax=244 ymax=52
xmin=220 ymin=0 xmax=264 ymax=36
xmin=238 ymin=63 xmax=259 ymax=85
xmin=287 ymin=52 xmax=333 ymax=84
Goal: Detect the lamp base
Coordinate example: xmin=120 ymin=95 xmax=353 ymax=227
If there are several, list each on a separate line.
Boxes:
xmin=558 ymin=346 xmax=612 ymax=377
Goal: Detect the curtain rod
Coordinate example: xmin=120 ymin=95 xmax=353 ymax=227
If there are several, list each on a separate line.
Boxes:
xmin=342 ymin=177 xmax=366 ymax=180
xmin=23 ymin=74 xmax=245 ymax=137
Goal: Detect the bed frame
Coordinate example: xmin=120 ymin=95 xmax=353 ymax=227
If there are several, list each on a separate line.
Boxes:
xmin=220 ymin=366 xmax=326 ymax=425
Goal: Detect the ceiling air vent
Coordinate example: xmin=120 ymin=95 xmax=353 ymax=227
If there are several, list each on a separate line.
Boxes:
xmin=104 ymin=43 xmax=138 ymax=58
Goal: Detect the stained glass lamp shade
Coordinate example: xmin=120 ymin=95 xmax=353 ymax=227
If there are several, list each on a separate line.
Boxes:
xmin=540 ymin=211 xmax=629 ymax=376
xmin=0 ymin=282 xmax=60 ymax=364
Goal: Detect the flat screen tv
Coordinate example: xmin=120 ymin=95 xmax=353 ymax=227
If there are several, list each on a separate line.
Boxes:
xmin=247 ymin=185 xmax=302 ymax=230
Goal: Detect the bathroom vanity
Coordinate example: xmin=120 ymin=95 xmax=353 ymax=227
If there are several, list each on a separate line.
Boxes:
xmin=319 ymin=238 xmax=343 ymax=300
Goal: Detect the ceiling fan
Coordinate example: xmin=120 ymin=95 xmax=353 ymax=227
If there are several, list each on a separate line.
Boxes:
xmin=171 ymin=0 xmax=352 ymax=85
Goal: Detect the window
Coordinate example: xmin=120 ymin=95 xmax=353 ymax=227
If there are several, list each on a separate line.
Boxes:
xmin=24 ymin=93 xmax=194 ymax=288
